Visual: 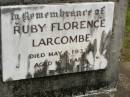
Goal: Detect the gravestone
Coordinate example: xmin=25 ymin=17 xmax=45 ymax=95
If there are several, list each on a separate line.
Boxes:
xmin=0 ymin=0 xmax=127 ymax=97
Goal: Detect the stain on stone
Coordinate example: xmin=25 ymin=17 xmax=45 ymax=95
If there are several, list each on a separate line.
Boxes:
xmin=16 ymin=54 xmax=21 ymax=69
xmin=34 ymin=60 xmax=49 ymax=78
xmin=27 ymin=55 xmax=30 ymax=72
xmin=1 ymin=7 xmax=21 ymax=14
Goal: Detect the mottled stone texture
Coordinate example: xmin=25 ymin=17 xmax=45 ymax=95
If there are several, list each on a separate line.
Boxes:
xmin=0 ymin=0 xmax=127 ymax=97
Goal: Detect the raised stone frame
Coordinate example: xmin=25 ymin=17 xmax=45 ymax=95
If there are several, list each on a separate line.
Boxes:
xmin=0 ymin=0 xmax=127 ymax=97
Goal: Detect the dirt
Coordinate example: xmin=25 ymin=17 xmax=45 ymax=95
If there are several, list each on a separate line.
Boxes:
xmin=115 ymin=62 xmax=130 ymax=97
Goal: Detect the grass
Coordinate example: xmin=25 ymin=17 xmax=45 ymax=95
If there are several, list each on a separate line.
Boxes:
xmin=122 ymin=0 xmax=130 ymax=61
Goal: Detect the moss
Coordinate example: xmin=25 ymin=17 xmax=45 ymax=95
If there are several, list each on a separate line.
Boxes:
xmin=127 ymin=56 xmax=130 ymax=61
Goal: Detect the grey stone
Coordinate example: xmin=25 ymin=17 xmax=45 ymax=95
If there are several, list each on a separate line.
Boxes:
xmin=0 ymin=0 xmax=127 ymax=97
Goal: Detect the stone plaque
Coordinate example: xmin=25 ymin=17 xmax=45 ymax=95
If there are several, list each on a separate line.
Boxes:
xmin=1 ymin=2 xmax=114 ymax=81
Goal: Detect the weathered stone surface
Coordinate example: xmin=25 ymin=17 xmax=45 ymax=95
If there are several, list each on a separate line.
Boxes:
xmin=0 ymin=0 xmax=127 ymax=97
